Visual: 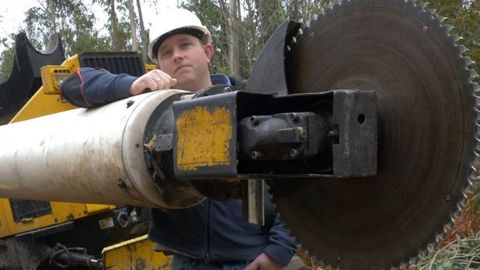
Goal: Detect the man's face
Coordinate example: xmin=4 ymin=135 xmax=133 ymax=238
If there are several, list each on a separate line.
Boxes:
xmin=156 ymin=34 xmax=213 ymax=91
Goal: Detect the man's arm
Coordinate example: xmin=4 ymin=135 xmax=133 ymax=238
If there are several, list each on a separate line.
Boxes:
xmin=246 ymin=214 xmax=298 ymax=270
xmin=61 ymin=67 xmax=177 ymax=108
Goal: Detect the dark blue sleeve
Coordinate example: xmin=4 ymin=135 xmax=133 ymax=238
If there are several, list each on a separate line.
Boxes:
xmin=60 ymin=67 xmax=137 ymax=108
xmin=264 ymin=214 xmax=297 ymax=265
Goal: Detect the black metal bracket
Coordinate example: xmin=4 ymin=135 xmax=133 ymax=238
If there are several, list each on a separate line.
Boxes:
xmin=171 ymin=89 xmax=377 ymax=179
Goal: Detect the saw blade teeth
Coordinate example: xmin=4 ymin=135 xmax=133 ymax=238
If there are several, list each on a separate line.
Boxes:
xmin=435 ymin=233 xmax=444 ymax=243
xmin=459 ymin=44 xmax=469 ymax=54
xmin=450 ymin=215 xmax=456 ymax=224
xmin=465 ymin=57 xmax=475 ymax=66
xmin=458 ymin=203 xmax=466 ymax=215
xmin=470 ymin=70 xmax=479 ymax=80
xmin=471 ymin=161 xmax=480 ymax=173
xmin=466 ymin=179 xmax=475 ymax=191
xmin=452 ymin=34 xmax=463 ymax=42
xmin=418 ymin=249 xmax=427 ymax=259
xmin=443 ymin=223 xmax=452 ymax=234
xmin=473 ymin=139 xmax=480 ymax=150
xmin=454 ymin=207 xmax=462 ymax=218
xmin=420 ymin=1 xmax=429 ymax=9
xmin=458 ymin=198 xmax=467 ymax=208
xmin=473 ymin=82 xmax=480 ymax=92
xmin=298 ymin=28 xmax=304 ymax=36
xmin=408 ymin=257 xmax=417 ymax=267
xmin=445 ymin=24 xmax=455 ymax=32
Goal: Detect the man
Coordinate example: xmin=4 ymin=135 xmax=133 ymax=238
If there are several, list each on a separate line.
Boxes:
xmin=61 ymin=8 xmax=298 ymax=270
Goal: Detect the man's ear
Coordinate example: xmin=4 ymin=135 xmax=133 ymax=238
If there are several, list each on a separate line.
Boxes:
xmin=203 ymin=43 xmax=214 ymax=63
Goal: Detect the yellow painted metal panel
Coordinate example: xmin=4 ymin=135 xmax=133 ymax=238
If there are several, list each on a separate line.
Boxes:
xmin=86 ymin=204 xmax=117 ymax=214
xmin=0 ymin=54 xmax=115 ymax=238
xmin=145 ymin=64 xmax=157 ymax=72
xmin=176 ymin=106 xmax=232 ymax=170
xmin=103 ymin=235 xmax=172 ymax=270
xmin=0 ymin=200 xmax=88 ymax=238
xmin=10 ymin=54 xmax=80 ymax=122
xmin=9 ymin=86 xmax=76 ymax=122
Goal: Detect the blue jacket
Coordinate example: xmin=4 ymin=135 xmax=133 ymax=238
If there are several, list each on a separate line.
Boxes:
xmin=60 ymin=67 xmax=297 ymax=265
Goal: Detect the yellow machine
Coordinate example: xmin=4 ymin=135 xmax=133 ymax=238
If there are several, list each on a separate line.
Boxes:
xmin=0 ymin=34 xmax=172 ymax=269
xmin=1 ymin=1 xmax=479 ymax=269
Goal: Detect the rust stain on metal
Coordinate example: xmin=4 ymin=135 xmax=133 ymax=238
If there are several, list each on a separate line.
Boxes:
xmin=176 ymin=106 xmax=232 ymax=170
xmin=135 ymin=258 xmax=146 ymax=270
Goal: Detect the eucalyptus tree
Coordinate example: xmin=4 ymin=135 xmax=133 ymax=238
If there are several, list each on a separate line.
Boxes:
xmin=427 ymin=0 xmax=479 ymax=75
xmin=23 ymin=0 xmax=111 ymax=56
xmin=92 ymin=0 xmax=132 ymax=51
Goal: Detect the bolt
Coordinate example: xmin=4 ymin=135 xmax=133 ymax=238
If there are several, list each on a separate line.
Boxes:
xmin=250 ymin=116 xmax=259 ymax=126
xmin=290 ymin=149 xmax=298 ymax=157
xmin=328 ymin=130 xmax=339 ymax=138
xmin=117 ymin=179 xmax=128 ymax=189
xmin=291 ymin=113 xmax=300 ymax=123
xmin=445 ymin=194 xmax=451 ymax=201
xmin=135 ymin=143 xmax=140 ymax=148
xmin=298 ymin=128 xmax=307 ymax=140
xmin=357 ymin=114 xmax=366 ymax=124
xmin=251 ymin=151 xmax=260 ymax=160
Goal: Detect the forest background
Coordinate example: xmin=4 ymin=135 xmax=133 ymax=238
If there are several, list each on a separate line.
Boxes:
xmin=0 ymin=0 xmax=478 ymax=268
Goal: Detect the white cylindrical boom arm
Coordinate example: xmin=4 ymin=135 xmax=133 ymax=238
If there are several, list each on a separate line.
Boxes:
xmin=0 ymin=90 xmax=204 ymax=209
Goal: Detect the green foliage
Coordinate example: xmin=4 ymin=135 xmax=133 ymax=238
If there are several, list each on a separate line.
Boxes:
xmin=0 ymin=0 xmax=477 ymax=83
xmin=93 ymin=0 xmax=133 ymax=50
xmin=23 ymin=0 xmax=111 ymax=56
xmin=427 ymin=0 xmax=480 ymax=79
xmin=181 ymin=1 xmax=231 ymax=75
xmin=180 ymin=0 xmax=336 ymax=79
xmin=0 ymin=36 xmax=15 ymax=83
xmin=417 ymin=233 xmax=480 ymax=269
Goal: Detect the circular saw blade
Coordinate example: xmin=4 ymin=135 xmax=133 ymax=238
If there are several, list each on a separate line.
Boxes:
xmin=270 ymin=0 xmax=479 ymax=269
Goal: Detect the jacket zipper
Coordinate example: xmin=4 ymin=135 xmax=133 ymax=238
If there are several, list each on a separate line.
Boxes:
xmin=205 ymin=199 xmax=211 ymax=263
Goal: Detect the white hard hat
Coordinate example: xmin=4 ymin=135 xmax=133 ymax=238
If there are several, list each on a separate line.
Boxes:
xmin=148 ymin=8 xmax=211 ymax=62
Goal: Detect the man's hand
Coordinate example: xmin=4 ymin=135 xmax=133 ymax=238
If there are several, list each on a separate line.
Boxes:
xmin=244 ymin=253 xmax=284 ymax=270
xmin=129 ymin=69 xmax=177 ymax=95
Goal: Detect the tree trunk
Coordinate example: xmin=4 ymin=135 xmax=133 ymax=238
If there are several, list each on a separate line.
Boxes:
xmin=228 ymin=0 xmax=240 ymax=77
xmin=136 ymin=0 xmax=149 ymax=63
xmin=128 ymin=0 xmax=138 ymax=51
xmin=47 ymin=0 xmax=57 ymax=33
xmin=110 ymin=0 xmax=123 ymax=50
